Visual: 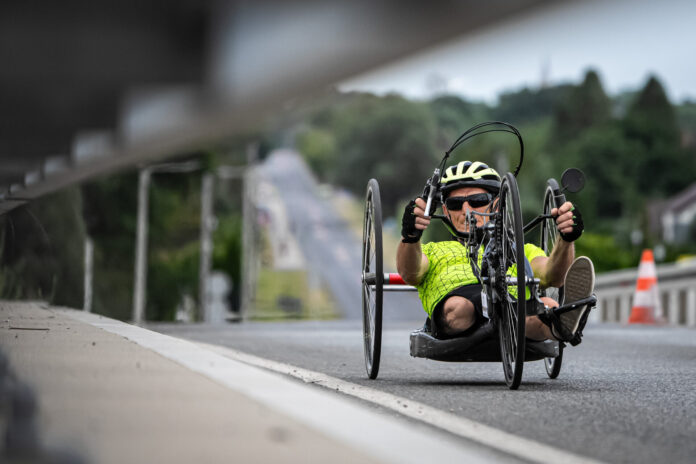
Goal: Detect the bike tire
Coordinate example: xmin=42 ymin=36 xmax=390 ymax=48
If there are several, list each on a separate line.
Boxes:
xmin=541 ymin=183 xmax=564 ymax=379
xmin=497 ymin=173 xmax=526 ymax=390
xmin=361 ymin=179 xmax=383 ymax=379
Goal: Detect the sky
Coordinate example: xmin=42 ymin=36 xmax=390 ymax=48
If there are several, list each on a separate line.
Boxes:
xmin=340 ymin=0 xmax=696 ymax=104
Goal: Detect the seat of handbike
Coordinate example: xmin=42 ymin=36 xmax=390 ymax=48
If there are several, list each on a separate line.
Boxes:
xmin=409 ymin=292 xmax=597 ymax=362
xmin=409 ymin=322 xmax=560 ymax=363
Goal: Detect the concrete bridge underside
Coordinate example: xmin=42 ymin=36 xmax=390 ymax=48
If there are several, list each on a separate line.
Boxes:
xmin=0 ymin=0 xmax=558 ymax=214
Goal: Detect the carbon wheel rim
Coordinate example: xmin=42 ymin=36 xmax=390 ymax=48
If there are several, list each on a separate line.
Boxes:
xmin=497 ymin=174 xmax=526 ymax=389
xmin=361 ymin=179 xmax=383 ymax=379
xmin=541 ymin=185 xmax=564 ymax=379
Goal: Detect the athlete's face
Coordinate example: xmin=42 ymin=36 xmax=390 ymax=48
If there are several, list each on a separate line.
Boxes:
xmin=442 ymin=187 xmax=495 ymax=232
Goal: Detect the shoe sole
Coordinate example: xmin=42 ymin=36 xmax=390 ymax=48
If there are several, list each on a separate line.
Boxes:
xmin=559 ymin=256 xmax=595 ymax=335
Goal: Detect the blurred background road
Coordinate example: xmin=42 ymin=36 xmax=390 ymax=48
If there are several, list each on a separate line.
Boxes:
xmin=262 ymin=149 xmax=424 ymax=321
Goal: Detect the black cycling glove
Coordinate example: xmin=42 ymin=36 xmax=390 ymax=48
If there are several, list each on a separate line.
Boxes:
xmin=560 ymin=206 xmax=584 ymax=242
xmin=401 ymin=199 xmax=422 ymax=243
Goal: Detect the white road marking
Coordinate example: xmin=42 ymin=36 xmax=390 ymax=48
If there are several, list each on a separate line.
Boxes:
xmin=201 ymin=343 xmax=606 ymax=464
xmin=63 ymin=310 xmax=522 ymax=464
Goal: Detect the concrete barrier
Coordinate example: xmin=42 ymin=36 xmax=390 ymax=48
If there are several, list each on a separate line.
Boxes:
xmin=591 ymin=260 xmax=696 ymax=326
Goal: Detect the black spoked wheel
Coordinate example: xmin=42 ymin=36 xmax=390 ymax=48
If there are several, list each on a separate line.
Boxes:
xmin=361 ymin=179 xmax=383 ymax=379
xmin=541 ymin=182 xmax=564 ymax=379
xmin=497 ymin=173 xmax=526 ymax=390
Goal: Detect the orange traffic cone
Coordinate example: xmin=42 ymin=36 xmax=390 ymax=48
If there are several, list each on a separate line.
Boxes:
xmin=628 ymin=249 xmax=664 ymax=324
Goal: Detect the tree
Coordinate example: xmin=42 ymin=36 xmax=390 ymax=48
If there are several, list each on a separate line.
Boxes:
xmin=428 ymin=95 xmax=490 ymax=150
xmin=146 ymin=171 xmax=203 ymax=321
xmin=295 ymin=128 xmax=337 ymax=182
xmin=330 ymin=94 xmax=440 ymax=216
xmin=560 ymin=124 xmax=641 ymax=230
xmin=623 ymin=75 xmax=693 ymax=197
xmin=552 ymin=69 xmax=611 ymax=144
xmin=494 ymin=84 xmax=572 ymax=124
xmin=81 ymin=173 xmax=138 ymax=320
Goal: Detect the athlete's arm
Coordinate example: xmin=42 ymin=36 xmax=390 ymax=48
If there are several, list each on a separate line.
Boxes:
xmin=397 ymin=197 xmax=430 ymax=285
xmin=531 ymin=201 xmax=578 ymax=288
xmin=397 ymin=241 xmax=429 ymax=286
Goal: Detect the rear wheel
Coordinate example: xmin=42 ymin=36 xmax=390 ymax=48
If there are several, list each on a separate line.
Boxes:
xmin=496 ymin=173 xmax=526 ymax=390
xmin=541 ymin=183 xmax=564 ymax=378
xmin=361 ymin=179 xmax=383 ymax=379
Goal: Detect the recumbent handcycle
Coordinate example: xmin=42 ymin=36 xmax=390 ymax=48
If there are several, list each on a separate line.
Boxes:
xmin=360 ymin=122 xmax=596 ymax=390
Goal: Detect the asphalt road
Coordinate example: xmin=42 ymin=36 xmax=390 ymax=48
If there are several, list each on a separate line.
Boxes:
xmin=236 ymin=151 xmax=696 ymax=462
xmin=151 ymin=321 xmax=696 ymax=464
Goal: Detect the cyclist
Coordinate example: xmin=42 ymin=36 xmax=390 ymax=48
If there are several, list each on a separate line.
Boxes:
xmin=396 ymin=160 xmax=594 ymax=342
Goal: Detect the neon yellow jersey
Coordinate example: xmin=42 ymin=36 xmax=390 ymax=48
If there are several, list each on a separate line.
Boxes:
xmin=416 ymin=241 xmax=546 ymax=316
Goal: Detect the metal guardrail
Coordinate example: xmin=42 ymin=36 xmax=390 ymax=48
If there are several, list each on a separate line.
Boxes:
xmin=591 ymin=260 xmax=696 ymax=326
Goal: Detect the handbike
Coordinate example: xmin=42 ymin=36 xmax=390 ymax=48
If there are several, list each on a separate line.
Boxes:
xmin=360 ymin=122 xmax=596 ymax=389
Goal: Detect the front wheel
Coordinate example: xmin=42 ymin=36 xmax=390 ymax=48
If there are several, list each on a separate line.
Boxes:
xmin=361 ymin=179 xmax=383 ymax=379
xmin=496 ymin=173 xmax=526 ymax=389
xmin=541 ymin=182 xmax=564 ymax=379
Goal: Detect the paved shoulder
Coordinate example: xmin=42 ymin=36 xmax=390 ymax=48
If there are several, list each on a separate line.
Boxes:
xmin=1 ymin=303 xmax=527 ymax=464
xmin=0 ymin=302 xmax=383 ymax=464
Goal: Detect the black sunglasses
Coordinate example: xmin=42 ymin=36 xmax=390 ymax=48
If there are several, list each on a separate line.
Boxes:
xmin=445 ymin=193 xmax=494 ymax=210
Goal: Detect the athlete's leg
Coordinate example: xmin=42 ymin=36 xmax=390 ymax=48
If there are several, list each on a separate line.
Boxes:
xmin=529 ymin=257 xmax=596 ymax=342
xmin=525 ymin=296 xmax=557 ymax=341
xmin=430 ymin=285 xmax=485 ymax=338
xmin=440 ymin=296 xmax=477 ymax=335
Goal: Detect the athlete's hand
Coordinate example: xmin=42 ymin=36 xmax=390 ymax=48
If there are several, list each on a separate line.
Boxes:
xmin=552 ymin=201 xmax=583 ymax=242
xmin=401 ymin=197 xmax=431 ymax=243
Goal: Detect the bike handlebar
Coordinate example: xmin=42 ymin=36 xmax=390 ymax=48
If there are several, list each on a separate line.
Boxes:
xmin=423 ymin=169 xmax=440 ymax=218
xmin=547 ymin=178 xmax=566 ymax=209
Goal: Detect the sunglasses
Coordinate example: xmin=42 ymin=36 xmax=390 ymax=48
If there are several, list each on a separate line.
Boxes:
xmin=445 ymin=193 xmax=494 ymax=210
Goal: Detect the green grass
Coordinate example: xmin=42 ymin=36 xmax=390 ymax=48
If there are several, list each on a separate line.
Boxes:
xmin=250 ymin=268 xmax=338 ymax=320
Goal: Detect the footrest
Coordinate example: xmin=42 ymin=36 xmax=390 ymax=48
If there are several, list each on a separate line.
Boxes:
xmin=409 ymin=323 xmax=560 ymax=362
xmin=552 ymin=294 xmax=597 ymax=316
xmin=541 ymin=294 xmax=597 ymax=345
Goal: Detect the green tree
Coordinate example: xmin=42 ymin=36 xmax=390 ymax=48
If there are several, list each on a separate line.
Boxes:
xmin=552 ymin=69 xmax=611 ymax=144
xmin=332 ymin=94 xmax=440 ymax=215
xmin=494 ymin=84 xmax=572 ymax=124
xmin=560 ymin=124 xmax=642 ymax=230
xmin=676 ymin=100 xmax=696 ymax=134
xmin=428 ymin=95 xmax=490 ymax=150
xmin=81 ymin=166 xmax=203 ymax=321
xmin=295 ymin=128 xmax=337 ymax=182
xmin=146 ymin=172 xmax=202 ymax=321
xmin=81 ymin=173 xmax=138 ymax=320
xmin=212 ymin=215 xmax=242 ymax=312
xmin=622 ymin=76 xmax=692 ymax=197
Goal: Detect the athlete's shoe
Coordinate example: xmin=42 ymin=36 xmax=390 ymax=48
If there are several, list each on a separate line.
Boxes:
xmin=552 ymin=256 xmax=595 ymax=341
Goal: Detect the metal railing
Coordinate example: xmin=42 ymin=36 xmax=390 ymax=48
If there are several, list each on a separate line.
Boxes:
xmin=591 ymin=260 xmax=696 ymax=326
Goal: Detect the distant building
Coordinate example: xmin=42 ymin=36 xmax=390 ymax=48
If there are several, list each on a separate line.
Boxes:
xmin=650 ymin=183 xmax=696 ymax=244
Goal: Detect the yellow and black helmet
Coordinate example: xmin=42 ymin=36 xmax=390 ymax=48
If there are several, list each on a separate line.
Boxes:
xmin=440 ymin=161 xmax=501 ymax=197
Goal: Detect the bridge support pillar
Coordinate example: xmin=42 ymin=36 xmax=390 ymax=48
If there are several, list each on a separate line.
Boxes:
xmin=605 ymin=297 xmax=616 ymax=322
xmin=686 ymin=288 xmax=696 ymax=327
xmin=132 ymin=168 xmax=151 ymax=325
xmin=619 ymin=293 xmax=631 ymax=323
xmin=668 ymin=290 xmax=679 ymax=325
